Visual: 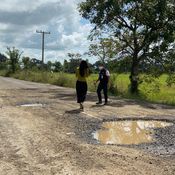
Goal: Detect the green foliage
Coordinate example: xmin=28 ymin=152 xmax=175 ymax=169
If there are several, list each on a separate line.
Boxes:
xmin=1 ymin=69 xmax=174 ymax=105
xmin=140 ymin=75 xmax=161 ymax=100
xmin=6 ymin=47 xmax=23 ymax=73
xmin=63 ymin=60 xmax=69 ymax=73
xmin=108 ymin=74 xmax=119 ymax=95
xmin=29 ymin=58 xmax=42 ymax=70
xmin=22 ymin=57 xmax=30 ymax=70
xmin=87 ymin=38 xmax=118 ymax=65
xmin=79 ymin=0 xmax=175 ymax=93
xmin=54 ymin=73 xmax=75 ymax=87
xmin=46 ymin=61 xmax=53 ymax=71
xmin=53 ymin=61 xmax=62 ymax=72
xmin=64 ymin=53 xmax=82 ymax=73
xmin=166 ymin=74 xmax=175 ymax=87
xmin=107 ymin=57 xmax=132 ymax=73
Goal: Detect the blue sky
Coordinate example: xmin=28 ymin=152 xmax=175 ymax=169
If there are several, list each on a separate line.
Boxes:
xmin=0 ymin=0 xmax=94 ymax=63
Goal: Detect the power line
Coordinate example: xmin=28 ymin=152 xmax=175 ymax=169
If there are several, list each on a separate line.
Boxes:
xmin=36 ymin=30 xmax=50 ymax=64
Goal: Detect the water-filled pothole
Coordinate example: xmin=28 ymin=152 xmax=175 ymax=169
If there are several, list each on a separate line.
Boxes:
xmin=93 ymin=120 xmax=173 ymax=145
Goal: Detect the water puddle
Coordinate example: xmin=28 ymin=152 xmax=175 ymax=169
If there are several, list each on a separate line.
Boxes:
xmin=20 ymin=103 xmax=44 ymax=107
xmin=93 ymin=120 xmax=173 ymax=145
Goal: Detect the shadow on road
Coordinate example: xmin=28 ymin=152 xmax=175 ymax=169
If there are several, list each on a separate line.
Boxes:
xmin=43 ymin=88 xmax=175 ymax=110
xmin=65 ymin=109 xmax=82 ymax=114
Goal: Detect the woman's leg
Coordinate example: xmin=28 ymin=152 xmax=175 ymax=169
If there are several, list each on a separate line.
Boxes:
xmin=76 ymin=81 xmax=82 ymax=103
xmin=82 ymin=82 xmax=87 ymax=103
xmin=76 ymin=81 xmax=87 ymax=109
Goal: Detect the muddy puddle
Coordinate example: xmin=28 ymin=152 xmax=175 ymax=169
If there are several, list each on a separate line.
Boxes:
xmin=93 ymin=120 xmax=173 ymax=145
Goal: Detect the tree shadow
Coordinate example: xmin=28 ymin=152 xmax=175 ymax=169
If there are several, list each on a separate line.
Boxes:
xmin=50 ymin=91 xmax=76 ymax=101
xmin=91 ymin=104 xmax=105 ymax=108
xmin=44 ymin=88 xmax=175 ymax=110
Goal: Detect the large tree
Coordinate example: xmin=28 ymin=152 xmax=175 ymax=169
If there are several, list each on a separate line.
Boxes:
xmin=79 ymin=0 xmax=175 ymax=93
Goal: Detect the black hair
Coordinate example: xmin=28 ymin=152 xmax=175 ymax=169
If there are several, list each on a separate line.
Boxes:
xmin=79 ymin=60 xmax=88 ymax=77
xmin=99 ymin=63 xmax=104 ymax=67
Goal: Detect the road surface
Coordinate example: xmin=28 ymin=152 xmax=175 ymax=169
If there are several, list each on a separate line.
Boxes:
xmin=0 ymin=76 xmax=175 ymax=175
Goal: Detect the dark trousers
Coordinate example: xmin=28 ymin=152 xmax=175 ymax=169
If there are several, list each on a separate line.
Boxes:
xmin=97 ymin=82 xmax=108 ymax=103
xmin=76 ymin=81 xmax=87 ymax=103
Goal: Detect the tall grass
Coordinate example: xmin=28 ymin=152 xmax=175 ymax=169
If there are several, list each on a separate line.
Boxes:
xmin=0 ymin=70 xmax=175 ymax=105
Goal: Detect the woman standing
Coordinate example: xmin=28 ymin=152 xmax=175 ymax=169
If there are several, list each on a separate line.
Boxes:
xmin=76 ymin=60 xmax=89 ymax=110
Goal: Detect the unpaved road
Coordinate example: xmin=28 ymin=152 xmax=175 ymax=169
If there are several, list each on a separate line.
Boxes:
xmin=0 ymin=76 xmax=175 ymax=175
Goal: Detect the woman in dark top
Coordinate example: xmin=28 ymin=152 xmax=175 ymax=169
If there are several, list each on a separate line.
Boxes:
xmin=76 ymin=60 xmax=89 ymax=110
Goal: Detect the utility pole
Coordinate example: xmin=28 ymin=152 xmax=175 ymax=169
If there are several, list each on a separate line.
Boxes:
xmin=36 ymin=30 xmax=50 ymax=64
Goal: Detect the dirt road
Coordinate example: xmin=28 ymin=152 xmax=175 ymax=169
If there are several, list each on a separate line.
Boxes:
xmin=0 ymin=76 xmax=175 ymax=175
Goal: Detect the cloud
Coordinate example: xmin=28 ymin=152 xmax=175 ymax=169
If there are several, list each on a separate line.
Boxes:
xmin=0 ymin=0 xmax=93 ymax=63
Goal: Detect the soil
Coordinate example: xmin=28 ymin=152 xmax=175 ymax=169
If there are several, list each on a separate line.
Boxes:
xmin=0 ymin=76 xmax=175 ymax=175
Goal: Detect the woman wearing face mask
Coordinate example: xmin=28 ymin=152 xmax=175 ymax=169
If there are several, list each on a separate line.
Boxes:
xmin=96 ymin=64 xmax=110 ymax=105
xmin=76 ymin=60 xmax=89 ymax=110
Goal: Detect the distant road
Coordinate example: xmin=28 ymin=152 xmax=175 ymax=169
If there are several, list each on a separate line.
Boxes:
xmin=0 ymin=76 xmax=61 ymax=89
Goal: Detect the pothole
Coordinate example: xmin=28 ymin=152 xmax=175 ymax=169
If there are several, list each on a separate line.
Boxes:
xmin=93 ymin=120 xmax=173 ymax=145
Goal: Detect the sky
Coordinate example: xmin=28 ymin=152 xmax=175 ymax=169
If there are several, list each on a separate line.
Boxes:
xmin=0 ymin=0 xmax=93 ymax=63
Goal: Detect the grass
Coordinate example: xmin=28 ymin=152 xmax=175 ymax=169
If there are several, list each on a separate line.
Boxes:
xmin=0 ymin=70 xmax=175 ymax=106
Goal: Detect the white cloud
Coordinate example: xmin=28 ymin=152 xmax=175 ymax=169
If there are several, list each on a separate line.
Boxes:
xmin=0 ymin=0 xmax=93 ymax=63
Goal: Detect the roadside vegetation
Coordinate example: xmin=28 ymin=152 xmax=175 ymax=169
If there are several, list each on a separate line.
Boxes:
xmin=0 ymin=68 xmax=175 ymax=105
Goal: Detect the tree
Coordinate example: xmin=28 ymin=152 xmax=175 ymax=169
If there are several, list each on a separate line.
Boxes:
xmin=107 ymin=57 xmax=132 ymax=73
xmin=30 ymin=58 xmax=42 ymax=69
xmin=6 ymin=47 xmax=23 ymax=73
xmin=63 ymin=60 xmax=69 ymax=73
xmin=63 ymin=53 xmax=82 ymax=73
xmin=22 ymin=57 xmax=30 ymax=70
xmin=79 ymin=0 xmax=175 ymax=93
xmin=161 ymin=47 xmax=175 ymax=86
xmin=67 ymin=53 xmax=82 ymax=60
xmin=46 ymin=61 xmax=53 ymax=71
xmin=53 ymin=61 xmax=62 ymax=72
xmin=87 ymin=38 xmax=118 ymax=65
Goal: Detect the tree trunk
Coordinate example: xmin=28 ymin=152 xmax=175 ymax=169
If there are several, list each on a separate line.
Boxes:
xmin=130 ymin=58 xmax=139 ymax=94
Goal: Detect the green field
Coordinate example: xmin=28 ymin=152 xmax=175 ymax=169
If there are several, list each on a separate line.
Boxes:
xmin=0 ymin=70 xmax=175 ymax=105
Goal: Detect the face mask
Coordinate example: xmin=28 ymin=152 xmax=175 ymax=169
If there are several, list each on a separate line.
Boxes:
xmin=99 ymin=66 xmax=103 ymax=70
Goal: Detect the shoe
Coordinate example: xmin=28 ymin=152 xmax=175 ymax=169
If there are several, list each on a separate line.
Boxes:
xmin=96 ymin=102 xmax=102 ymax=105
xmin=104 ymin=102 xmax=108 ymax=105
xmin=80 ymin=103 xmax=84 ymax=110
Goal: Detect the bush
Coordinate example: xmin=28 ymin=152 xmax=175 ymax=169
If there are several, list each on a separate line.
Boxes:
xmin=166 ymin=74 xmax=175 ymax=87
